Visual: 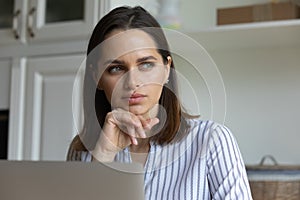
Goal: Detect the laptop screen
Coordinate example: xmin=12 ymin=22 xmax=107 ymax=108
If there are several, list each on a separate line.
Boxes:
xmin=0 ymin=160 xmax=144 ymax=200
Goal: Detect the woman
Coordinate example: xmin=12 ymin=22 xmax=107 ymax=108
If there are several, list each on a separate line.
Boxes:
xmin=67 ymin=6 xmax=252 ymax=200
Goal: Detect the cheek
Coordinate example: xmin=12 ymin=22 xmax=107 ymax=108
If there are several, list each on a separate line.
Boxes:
xmin=148 ymin=85 xmax=164 ymax=102
xmin=143 ymin=69 xmax=166 ymax=84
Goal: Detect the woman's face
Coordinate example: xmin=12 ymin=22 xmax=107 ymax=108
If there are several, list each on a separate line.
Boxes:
xmin=96 ymin=29 xmax=171 ymax=116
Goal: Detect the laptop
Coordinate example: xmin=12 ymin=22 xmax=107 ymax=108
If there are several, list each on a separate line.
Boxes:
xmin=0 ymin=160 xmax=144 ymax=200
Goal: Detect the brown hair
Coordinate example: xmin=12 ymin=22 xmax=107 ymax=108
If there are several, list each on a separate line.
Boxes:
xmin=68 ymin=6 xmax=190 ymax=154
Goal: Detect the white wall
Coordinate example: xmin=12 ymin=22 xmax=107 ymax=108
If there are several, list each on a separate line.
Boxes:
xmin=210 ymin=46 xmax=300 ymax=165
xmin=176 ymin=46 xmax=300 ymax=165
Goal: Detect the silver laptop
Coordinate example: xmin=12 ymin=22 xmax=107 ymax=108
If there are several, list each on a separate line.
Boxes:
xmin=0 ymin=160 xmax=144 ymax=200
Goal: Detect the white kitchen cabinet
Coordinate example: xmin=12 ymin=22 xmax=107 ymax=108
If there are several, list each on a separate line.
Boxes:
xmin=8 ymin=54 xmax=85 ymax=161
xmin=0 ymin=0 xmax=21 ymax=45
xmin=0 ymin=0 xmax=104 ymax=45
xmin=1 ymin=0 xmax=101 ymax=161
xmin=0 ymin=59 xmax=11 ymax=110
xmin=27 ymin=0 xmax=100 ymax=43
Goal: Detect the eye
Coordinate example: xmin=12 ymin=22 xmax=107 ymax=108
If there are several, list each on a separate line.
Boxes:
xmin=107 ymin=65 xmax=124 ymax=74
xmin=139 ymin=62 xmax=155 ymax=71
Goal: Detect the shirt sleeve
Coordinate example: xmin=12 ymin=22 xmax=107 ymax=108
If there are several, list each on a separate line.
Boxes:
xmin=206 ymin=124 xmax=253 ymax=200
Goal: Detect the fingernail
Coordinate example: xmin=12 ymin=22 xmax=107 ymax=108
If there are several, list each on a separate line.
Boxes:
xmin=141 ymin=130 xmax=146 ymax=138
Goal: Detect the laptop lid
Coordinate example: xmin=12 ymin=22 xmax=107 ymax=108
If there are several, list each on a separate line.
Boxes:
xmin=0 ymin=160 xmax=144 ymax=200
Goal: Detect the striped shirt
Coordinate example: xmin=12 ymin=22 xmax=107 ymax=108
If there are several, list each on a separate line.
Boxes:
xmin=68 ymin=119 xmax=253 ymax=199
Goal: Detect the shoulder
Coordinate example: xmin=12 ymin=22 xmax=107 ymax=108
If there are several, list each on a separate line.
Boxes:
xmin=186 ymin=118 xmax=238 ymax=153
xmin=187 ymin=118 xmax=233 ymax=138
xmin=208 ymin=121 xmax=237 ymax=149
xmin=190 ymin=119 xmax=244 ymax=169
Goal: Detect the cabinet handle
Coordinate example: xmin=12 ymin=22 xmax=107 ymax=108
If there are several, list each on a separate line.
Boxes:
xmin=27 ymin=7 xmax=36 ymax=38
xmin=12 ymin=9 xmax=21 ymax=39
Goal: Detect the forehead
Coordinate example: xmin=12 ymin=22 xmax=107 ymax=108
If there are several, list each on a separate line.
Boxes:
xmin=99 ymin=29 xmax=158 ymax=62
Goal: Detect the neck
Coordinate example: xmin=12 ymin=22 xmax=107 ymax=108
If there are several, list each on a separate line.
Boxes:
xmin=130 ymin=138 xmax=150 ymax=166
xmin=130 ymin=138 xmax=150 ymax=153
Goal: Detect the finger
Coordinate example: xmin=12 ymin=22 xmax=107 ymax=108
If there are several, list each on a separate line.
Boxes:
xmin=148 ymin=117 xmax=160 ymax=128
xmin=130 ymin=136 xmax=138 ymax=145
xmin=122 ymin=124 xmax=135 ymax=134
xmin=121 ymin=119 xmax=144 ymax=139
xmin=135 ymin=124 xmax=146 ymax=138
xmin=120 ymin=120 xmax=146 ymax=139
xmin=138 ymin=117 xmax=160 ymax=138
xmin=112 ymin=109 xmax=140 ymax=127
xmin=140 ymin=117 xmax=160 ymax=131
xmin=112 ymin=110 xmax=146 ymax=138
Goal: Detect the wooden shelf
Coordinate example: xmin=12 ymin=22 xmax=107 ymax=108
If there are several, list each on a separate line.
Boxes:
xmin=182 ymin=20 xmax=300 ymax=51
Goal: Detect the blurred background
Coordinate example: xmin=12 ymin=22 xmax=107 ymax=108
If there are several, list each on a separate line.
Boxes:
xmin=0 ymin=0 xmax=299 ymax=167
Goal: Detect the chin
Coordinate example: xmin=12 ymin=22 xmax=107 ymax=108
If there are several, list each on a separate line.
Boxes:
xmin=129 ymin=109 xmax=145 ymax=115
xmin=129 ymin=105 xmax=147 ymax=115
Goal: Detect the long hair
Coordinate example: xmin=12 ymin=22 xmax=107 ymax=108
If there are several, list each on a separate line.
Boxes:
xmin=69 ymin=6 xmax=189 ymax=153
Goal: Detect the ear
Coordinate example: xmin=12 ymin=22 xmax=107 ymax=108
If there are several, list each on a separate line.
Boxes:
xmin=91 ymin=64 xmax=103 ymax=90
xmin=164 ymin=56 xmax=172 ymax=83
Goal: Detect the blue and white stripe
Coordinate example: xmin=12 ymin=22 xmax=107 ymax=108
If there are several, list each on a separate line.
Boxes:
xmin=69 ymin=119 xmax=253 ymax=199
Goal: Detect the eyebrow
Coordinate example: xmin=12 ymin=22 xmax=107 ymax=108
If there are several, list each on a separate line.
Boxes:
xmin=104 ymin=59 xmax=125 ymax=66
xmin=104 ymin=56 xmax=157 ymax=66
xmin=136 ymin=56 xmax=157 ymax=63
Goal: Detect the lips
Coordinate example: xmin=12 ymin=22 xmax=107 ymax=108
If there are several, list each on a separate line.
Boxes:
xmin=124 ymin=93 xmax=146 ymax=105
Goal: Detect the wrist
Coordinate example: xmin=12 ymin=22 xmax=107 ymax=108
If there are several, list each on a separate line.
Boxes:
xmin=91 ymin=145 xmax=118 ymax=163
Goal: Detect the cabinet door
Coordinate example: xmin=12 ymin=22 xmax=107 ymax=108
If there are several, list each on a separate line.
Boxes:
xmin=8 ymin=55 xmax=85 ymax=161
xmin=0 ymin=59 xmax=11 ymax=109
xmin=27 ymin=0 xmax=98 ymax=42
xmin=0 ymin=0 xmax=26 ymax=45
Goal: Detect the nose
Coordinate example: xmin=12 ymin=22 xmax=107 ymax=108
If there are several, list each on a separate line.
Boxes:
xmin=123 ymin=69 xmax=141 ymax=90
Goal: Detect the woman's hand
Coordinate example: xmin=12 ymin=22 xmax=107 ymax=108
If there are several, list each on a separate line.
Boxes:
xmin=92 ymin=109 xmax=159 ymax=162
